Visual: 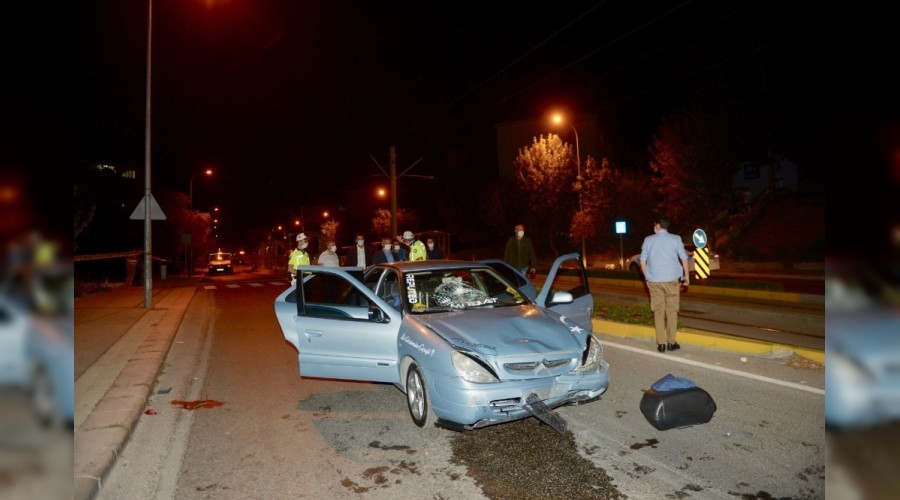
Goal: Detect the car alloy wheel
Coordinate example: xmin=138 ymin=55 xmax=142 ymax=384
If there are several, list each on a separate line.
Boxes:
xmin=31 ymin=366 xmax=61 ymax=428
xmin=406 ymin=364 xmax=435 ymax=428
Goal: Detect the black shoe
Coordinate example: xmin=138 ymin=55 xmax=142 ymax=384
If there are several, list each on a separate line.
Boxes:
xmin=667 ymin=342 xmax=681 ymax=351
xmin=657 ymin=344 xmax=666 ymax=353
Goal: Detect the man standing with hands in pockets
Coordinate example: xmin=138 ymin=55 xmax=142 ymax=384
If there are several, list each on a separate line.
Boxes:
xmin=640 ymin=216 xmax=690 ymax=353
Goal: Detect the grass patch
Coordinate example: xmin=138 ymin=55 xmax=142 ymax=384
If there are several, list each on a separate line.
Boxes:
xmin=594 ymin=300 xmax=684 ymax=329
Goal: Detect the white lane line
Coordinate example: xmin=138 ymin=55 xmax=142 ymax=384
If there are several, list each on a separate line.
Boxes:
xmin=269 ymin=281 xmax=285 ymax=286
xmin=599 ymin=339 xmax=825 ymax=396
xmin=248 ymin=283 xmax=264 ymax=287
xmin=226 ymin=284 xmax=240 ymax=288
xmin=203 ymin=285 xmax=217 ymax=290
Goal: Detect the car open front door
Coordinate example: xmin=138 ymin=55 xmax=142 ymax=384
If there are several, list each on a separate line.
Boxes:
xmin=292 ymin=266 xmax=402 ymax=384
xmin=535 ymin=253 xmax=593 ymax=332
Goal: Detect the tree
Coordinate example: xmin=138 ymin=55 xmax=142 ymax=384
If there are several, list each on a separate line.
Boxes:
xmin=513 ymin=134 xmax=577 ymax=256
xmin=371 ymin=208 xmax=420 ymax=237
xmin=320 ymin=220 xmax=340 ymax=244
xmin=648 ymin=107 xmax=740 ymax=230
xmin=571 ymin=156 xmax=618 ymax=244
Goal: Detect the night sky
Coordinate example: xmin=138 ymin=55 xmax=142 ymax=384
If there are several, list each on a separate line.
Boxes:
xmin=73 ymin=0 xmax=818 ymax=243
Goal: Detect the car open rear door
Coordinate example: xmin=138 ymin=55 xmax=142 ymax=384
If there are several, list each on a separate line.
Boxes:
xmin=292 ymin=266 xmax=402 ymax=384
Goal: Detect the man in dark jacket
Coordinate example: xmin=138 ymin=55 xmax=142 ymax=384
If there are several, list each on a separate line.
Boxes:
xmin=345 ymin=234 xmax=372 ymax=267
xmin=503 ymin=223 xmax=537 ymax=276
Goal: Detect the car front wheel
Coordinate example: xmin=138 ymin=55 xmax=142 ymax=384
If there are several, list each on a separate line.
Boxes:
xmin=406 ymin=363 xmax=435 ymax=428
xmin=31 ymin=366 xmax=61 ymax=428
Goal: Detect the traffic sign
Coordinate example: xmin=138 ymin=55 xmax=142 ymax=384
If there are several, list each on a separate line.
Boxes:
xmin=130 ymin=194 xmax=167 ymax=220
xmin=692 ymin=228 xmax=707 ymax=249
xmin=693 ymin=247 xmax=711 ymax=279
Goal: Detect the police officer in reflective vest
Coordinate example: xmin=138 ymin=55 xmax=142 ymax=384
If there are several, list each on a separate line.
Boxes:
xmin=288 ymin=233 xmax=311 ymax=281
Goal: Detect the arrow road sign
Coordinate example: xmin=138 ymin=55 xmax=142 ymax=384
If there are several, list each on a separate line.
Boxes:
xmin=692 ymin=229 xmax=707 ymax=249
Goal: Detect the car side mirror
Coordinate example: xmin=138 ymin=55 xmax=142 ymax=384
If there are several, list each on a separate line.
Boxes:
xmin=548 ymin=291 xmax=574 ymax=306
xmin=368 ymin=305 xmax=389 ymax=323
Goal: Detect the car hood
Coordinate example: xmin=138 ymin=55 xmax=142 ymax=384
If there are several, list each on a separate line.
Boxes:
xmin=416 ymin=305 xmax=585 ymax=359
xmin=827 ymin=309 xmax=900 ymax=360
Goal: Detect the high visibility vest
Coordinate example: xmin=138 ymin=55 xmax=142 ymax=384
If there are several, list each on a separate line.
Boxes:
xmin=409 ymin=240 xmax=427 ymax=261
xmin=289 ymin=249 xmax=310 ymax=269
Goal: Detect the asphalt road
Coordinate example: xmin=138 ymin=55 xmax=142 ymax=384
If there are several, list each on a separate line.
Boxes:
xmin=94 ymin=273 xmax=825 ymax=499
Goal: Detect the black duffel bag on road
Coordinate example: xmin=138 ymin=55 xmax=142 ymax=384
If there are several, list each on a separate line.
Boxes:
xmin=639 ymin=374 xmax=717 ymax=431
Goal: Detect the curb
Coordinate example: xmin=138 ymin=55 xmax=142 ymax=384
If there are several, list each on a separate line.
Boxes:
xmin=594 ymin=318 xmax=825 ymax=365
xmin=73 ymin=286 xmax=197 ymax=500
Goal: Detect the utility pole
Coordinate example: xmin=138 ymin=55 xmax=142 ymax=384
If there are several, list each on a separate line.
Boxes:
xmin=390 ymin=147 xmax=398 ymax=238
xmin=370 ymin=146 xmax=432 ymax=239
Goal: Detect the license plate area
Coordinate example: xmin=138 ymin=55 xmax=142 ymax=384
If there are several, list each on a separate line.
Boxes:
xmin=523 ymin=393 xmax=567 ymax=434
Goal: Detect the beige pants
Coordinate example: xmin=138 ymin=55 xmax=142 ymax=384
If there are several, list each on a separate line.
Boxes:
xmin=647 ymin=280 xmax=681 ymax=344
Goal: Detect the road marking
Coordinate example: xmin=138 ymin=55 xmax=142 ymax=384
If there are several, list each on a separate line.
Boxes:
xmin=201 ymin=281 xmax=288 ymax=290
xmin=599 ymin=339 xmax=825 ymax=395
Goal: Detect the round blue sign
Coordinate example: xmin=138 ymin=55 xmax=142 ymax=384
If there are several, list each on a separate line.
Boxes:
xmin=692 ymin=229 xmax=707 ymax=249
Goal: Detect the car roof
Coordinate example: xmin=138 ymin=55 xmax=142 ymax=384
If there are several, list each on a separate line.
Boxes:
xmin=372 ymin=259 xmax=492 ymax=272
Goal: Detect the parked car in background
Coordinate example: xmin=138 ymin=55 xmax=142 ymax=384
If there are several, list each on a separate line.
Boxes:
xmin=274 ymin=253 xmax=609 ymax=431
xmin=208 ymin=251 xmax=233 ymax=275
xmin=625 ymin=244 xmax=720 ymax=277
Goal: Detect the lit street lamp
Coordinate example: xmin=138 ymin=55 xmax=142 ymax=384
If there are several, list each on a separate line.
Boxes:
xmin=189 ymin=168 xmax=213 ymax=212
xmin=552 ymin=113 xmax=587 ymax=268
xmin=185 ymin=168 xmax=212 ymax=276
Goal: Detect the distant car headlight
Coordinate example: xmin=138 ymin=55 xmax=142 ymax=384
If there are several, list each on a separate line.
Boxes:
xmin=577 ymin=334 xmax=604 ymax=373
xmin=451 ymin=351 xmax=499 ymax=383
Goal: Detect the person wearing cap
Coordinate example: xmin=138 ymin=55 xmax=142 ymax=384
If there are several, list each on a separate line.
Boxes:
xmin=401 ymin=230 xmax=427 ymax=261
xmin=288 ymin=233 xmax=311 ymax=280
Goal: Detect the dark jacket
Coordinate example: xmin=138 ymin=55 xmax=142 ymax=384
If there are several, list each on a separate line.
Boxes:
xmin=503 ymin=236 xmax=537 ymax=270
xmin=345 ymin=245 xmax=373 ymax=267
xmin=373 ymin=248 xmax=400 ymax=264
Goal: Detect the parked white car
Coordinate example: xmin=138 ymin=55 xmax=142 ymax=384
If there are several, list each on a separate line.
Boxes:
xmin=626 ymin=244 xmax=720 ymax=276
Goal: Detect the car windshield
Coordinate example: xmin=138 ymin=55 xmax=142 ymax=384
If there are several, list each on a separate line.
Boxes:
xmin=404 ymin=267 xmax=528 ymax=314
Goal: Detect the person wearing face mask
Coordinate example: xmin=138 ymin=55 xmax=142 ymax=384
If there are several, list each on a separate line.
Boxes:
xmin=288 ymin=233 xmax=311 ymax=281
xmin=318 ymin=240 xmax=340 ymax=267
xmin=345 ymin=233 xmax=371 ymax=267
xmin=425 ymin=237 xmax=443 ymax=260
xmin=392 ymin=238 xmax=408 ymax=261
xmin=639 ymin=216 xmax=690 ymax=353
xmin=503 ymin=223 xmax=537 ymax=276
xmin=374 ymin=237 xmax=399 ymax=264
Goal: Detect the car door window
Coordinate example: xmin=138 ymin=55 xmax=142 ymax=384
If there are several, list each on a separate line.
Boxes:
xmin=294 ymin=270 xmax=371 ymax=320
xmin=377 ymin=270 xmax=402 ymax=309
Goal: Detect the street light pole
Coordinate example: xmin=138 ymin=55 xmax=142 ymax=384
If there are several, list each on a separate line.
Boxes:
xmin=570 ymin=124 xmax=587 ymax=268
xmin=552 ymin=114 xmax=587 ymax=268
xmin=189 ymin=168 xmax=213 ymax=212
xmin=187 ymin=168 xmax=212 ymax=276
xmin=143 ymin=0 xmax=154 ymax=308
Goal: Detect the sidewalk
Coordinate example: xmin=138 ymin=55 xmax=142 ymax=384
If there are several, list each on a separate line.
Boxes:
xmin=74 ymin=278 xmax=199 ymax=500
xmin=72 ymin=270 xmax=824 ymax=500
